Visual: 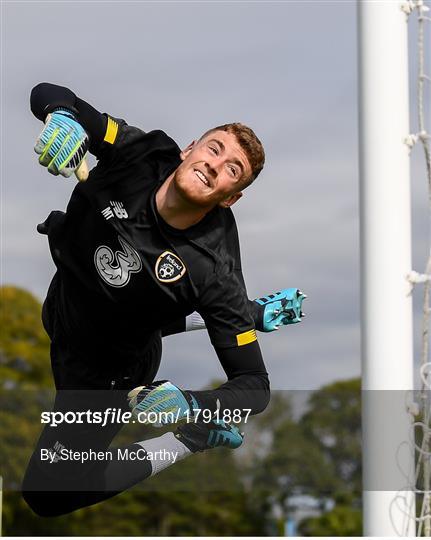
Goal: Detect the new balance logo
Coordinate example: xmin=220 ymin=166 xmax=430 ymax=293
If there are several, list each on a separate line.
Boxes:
xmin=102 ymin=207 xmax=114 ymax=220
xmin=101 ymin=201 xmax=128 ymax=221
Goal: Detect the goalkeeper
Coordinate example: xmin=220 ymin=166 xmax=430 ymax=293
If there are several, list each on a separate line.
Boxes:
xmin=22 ymin=82 xmax=306 ymax=517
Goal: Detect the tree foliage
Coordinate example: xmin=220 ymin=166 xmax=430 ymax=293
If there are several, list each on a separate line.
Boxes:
xmin=299 ymin=504 xmax=362 ymax=536
xmin=0 ymin=286 xmax=52 ymax=387
xmin=249 ymin=381 xmax=362 ymax=535
xmin=302 ymin=379 xmax=362 ymax=495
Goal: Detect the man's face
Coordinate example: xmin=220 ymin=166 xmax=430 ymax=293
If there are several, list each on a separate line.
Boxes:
xmin=173 ymin=130 xmax=252 ymax=209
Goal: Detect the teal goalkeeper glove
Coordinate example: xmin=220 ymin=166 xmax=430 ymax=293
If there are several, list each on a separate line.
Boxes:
xmin=34 ymin=109 xmax=89 ymax=178
xmin=128 ymin=380 xmax=200 ymax=427
xmin=254 ymin=288 xmax=307 ymax=332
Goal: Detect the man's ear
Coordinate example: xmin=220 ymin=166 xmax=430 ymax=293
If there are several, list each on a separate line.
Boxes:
xmin=180 ymin=140 xmax=196 ymax=161
xmin=219 ymin=192 xmax=243 ymax=208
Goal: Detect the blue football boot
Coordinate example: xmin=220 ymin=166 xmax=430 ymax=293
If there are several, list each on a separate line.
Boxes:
xmin=175 ymin=419 xmax=244 ymax=453
xmin=254 ymin=288 xmax=307 ymax=331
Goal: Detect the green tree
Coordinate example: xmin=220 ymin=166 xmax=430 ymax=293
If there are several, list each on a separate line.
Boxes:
xmin=302 ymin=378 xmax=362 ymax=495
xmin=252 ymin=415 xmax=340 ymax=533
xmin=0 ymin=286 xmax=52 ymax=387
xmin=297 ymin=379 xmax=362 ymax=536
xmin=248 ymin=381 xmax=362 ymax=536
xmin=299 ymin=503 xmax=362 ymax=536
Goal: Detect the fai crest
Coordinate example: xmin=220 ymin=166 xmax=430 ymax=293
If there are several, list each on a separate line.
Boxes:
xmin=155 ymin=251 xmax=186 ymax=283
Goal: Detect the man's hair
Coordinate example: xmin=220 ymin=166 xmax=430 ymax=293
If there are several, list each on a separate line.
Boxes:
xmin=199 ymin=123 xmax=265 ymax=188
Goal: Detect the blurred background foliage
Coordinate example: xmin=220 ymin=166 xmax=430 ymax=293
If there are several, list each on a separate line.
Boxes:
xmin=0 ymin=286 xmax=362 ymax=536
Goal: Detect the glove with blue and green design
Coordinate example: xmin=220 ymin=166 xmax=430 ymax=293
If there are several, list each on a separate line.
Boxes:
xmin=34 ymin=109 xmax=89 ymax=177
xmin=254 ymin=288 xmax=307 ymax=332
xmin=128 ymin=380 xmax=200 ymax=427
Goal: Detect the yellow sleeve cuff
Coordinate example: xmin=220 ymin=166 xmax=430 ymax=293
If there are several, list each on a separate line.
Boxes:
xmin=236 ymin=329 xmax=257 ymax=346
xmin=103 ymin=117 xmax=119 ymax=144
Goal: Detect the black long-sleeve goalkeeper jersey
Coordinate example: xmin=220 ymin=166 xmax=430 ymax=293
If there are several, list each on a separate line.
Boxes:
xmin=31 ymin=83 xmax=270 ymax=415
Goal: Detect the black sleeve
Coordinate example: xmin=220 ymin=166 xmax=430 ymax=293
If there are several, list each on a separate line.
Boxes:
xmin=30 ymin=82 xmax=107 ymax=156
xmin=161 ymin=318 xmax=186 ymax=337
xmin=188 ymin=340 xmax=270 ymax=416
xmin=223 ymin=209 xmax=264 ymax=330
xmin=197 ymin=268 xmax=257 ymax=349
xmin=233 ymin=267 xmax=264 ymax=331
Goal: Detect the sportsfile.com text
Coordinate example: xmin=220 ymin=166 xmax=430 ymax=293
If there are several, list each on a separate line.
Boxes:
xmin=40 ymin=408 xmax=252 ymax=427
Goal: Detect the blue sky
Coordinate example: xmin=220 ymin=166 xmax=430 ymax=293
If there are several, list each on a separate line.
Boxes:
xmin=1 ymin=1 xmax=429 ymax=391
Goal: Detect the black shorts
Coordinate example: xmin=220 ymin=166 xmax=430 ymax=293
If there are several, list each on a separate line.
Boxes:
xmin=42 ymin=273 xmax=162 ymax=391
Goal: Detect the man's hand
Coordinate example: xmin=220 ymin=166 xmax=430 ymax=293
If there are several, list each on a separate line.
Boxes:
xmin=254 ymin=288 xmax=307 ymax=332
xmin=128 ymin=380 xmax=200 ymax=427
xmin=34 ymin=109 xmax=89 ymax=179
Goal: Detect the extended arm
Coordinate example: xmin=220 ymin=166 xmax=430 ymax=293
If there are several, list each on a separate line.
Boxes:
xmin=161 ymin=287 xmax=306 ymax=337
xmin=189 ymin=340 xmax=270 ymax=415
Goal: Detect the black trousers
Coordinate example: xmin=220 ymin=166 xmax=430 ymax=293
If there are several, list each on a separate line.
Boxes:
xmin=22 ymin=275 xmax=162 ymax=517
